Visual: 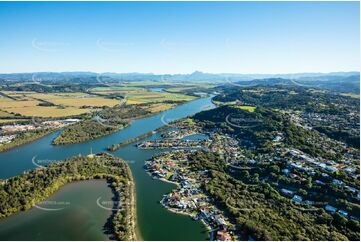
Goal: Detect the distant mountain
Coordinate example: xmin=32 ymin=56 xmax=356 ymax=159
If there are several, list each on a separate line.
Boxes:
xmin=0 ymin=71 xmax=359 ymax=92
xmin=227 ymin=75 xmax=360 ymax=93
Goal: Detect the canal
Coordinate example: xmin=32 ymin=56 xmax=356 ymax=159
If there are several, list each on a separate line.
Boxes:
xmin=0 ymin=96 xmax=215 ymax=240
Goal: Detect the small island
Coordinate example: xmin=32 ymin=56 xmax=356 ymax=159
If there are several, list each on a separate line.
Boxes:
xmin=0 ymin=153 xmax=137 ymax=241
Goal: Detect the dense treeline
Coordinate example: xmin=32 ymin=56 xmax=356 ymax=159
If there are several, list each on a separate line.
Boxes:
xmin=214 ymin=85 xmax=359 ymax=114
xmin=108 ymin=125 xmax=170 ymax=151
xmin=0 ymin=153 xmax=136 ymax=241
xmin=53 ymin=120 xmax=128 ymax=145
xmin=188 ymin=151 xmax=360 ymax=241
xmin=1 ymin=82 xmax=99 ymax=93
xmin=0 ymin=128 xmax=56 ymax=153
xmin=53 ymin=103 xmax=154 ymax=145
xmin=314 ymin=126 xmax=360 ymax=149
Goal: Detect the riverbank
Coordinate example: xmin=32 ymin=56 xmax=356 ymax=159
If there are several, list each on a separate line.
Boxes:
xmin=53 ymin=100 xmax=194 ymax=146
xmin=0 ymin=153 xmax=136 ymax=241
xmin=156 ymin=175 xmax=215 ymax=239
xmin=147 ymin=174 xmax=213 ymax=236
xmin=0 ymin=128 xmax=57 ymax=153
xmin=108 ymin=125 xmax=170 ymax=151
xmin=144 ymin=150 xmax=235 ymax=241
xmin=0 ymin=95 xmax=216 ymax=240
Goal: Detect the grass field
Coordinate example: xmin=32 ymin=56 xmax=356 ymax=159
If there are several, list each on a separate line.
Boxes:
xmin=1 ymin=91 xmax=36 ymax=101
xmin=125 ymin=91 xmax=195 ymax=104
xmin=235 ymin=105 xmax=256 ymax=112
xmin=147 ymin=103 xmax=176 ymax=113
xmin=25 ymin=92 xmax=120 ymax=107
xmin=0 ymin=119 xmax=28 ymax=123
xmin=0 ymin=91 xmax=121 ymax=117
xmin=2 ymin=106 xmax=92 ymax=117
xmin=165 ymin=87 xmax=194 ymax=93
xmin=0 ymin=110 xmax=15 ymax=117
xmin=90 ymin=86 xmax=140 ymax=92
xmin=0 ymin=100 xmax=41 ymax=108
xmin=0 ymin=97 xmax=13 ymax=102
xmin=50 ymin=97 xmax=120 ymax=107
xmin=91 ymin=87 xmax=196 ymax=104
xmin=0 ymin=83 xmax=201 ymax=118
xmin=214 ymin=100 xmax=256 ymax=112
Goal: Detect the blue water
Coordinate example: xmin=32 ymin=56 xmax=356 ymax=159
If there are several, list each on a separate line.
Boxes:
xmin=0 ymin=96 xmax=215 ymax=241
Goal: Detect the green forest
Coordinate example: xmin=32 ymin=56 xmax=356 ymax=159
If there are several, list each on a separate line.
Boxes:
xmin=53 ymin=103 xmax=153 ymax=145
xmin=0 ymin=153 xmax=136 ymax=241
xmin=188 ymin=151 xmax=359 ymax=241
xmin=213 ymin=85 xmax=359 ymax=148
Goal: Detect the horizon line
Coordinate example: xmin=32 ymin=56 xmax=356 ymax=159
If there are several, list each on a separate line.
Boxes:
xmin=0 ymin=70 xmax=359 ymax=76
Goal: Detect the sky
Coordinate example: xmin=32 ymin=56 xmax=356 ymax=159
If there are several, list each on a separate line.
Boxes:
xmin=0 ymin=1 xmax=359 ymax=74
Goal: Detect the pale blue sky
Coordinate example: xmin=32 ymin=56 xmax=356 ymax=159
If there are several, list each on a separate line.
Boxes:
xmin=0 ymin=1 xmax=359 ymax=74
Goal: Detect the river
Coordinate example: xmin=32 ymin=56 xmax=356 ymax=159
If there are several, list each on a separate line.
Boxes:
xmin=0 ymin=96 xmax=215 ymax=240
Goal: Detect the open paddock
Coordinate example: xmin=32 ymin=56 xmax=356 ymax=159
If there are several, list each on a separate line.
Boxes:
xmin=2 ymin=106 xmax=92 ymax=118
xmin=125 ymin=90 xmax=195 ymax=104
xmin=0 ymin=100 xmax=40 ymax=108
xmin=0 ymin=119 xmax=29 ymax=124
xmin=50 ymin=97 xmax=120 ymax=107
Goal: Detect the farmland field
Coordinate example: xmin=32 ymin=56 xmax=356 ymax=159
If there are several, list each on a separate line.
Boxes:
xmin=147 ymin=103 xmax=176 ymax=113
xmin=0 ymin=86 xmax=198 ymax=119
xmin=235 ymin=105 xmax=256 ymax=112
xmin=23 ymin=92 xmax=120 ymax=107
xmin=91 ymin=87 xmax=196 ymax=104
xmin=0 ymin=91 xmax=122 ymax=118
xmin=50 ymin=97 xmax=120 ymax=107
xmin=0 ymin=100 xmax=41 ymax=108
xmin=125 ymin=91 xmax=195 ymax=104
xmin=2 ymin=106 xmax=92 ymax=117
xmin=0 ymin=119 xmax=28 ymax=123
xmin=0 ymin=110 xmax=15 ymax=117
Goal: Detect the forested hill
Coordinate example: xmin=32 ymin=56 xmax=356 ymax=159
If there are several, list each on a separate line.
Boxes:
xmin=188 ymin=151 xmax=359 ymax=241
xmin=193 ymin=105 xmax=347 ymax=160
xmin=221 ymin=75 xmax=360 ymax=93
xmin=214 ymin=85 xmax=359 ymax=113
xmin=211 ymin=86 xmax=360 ymax=149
